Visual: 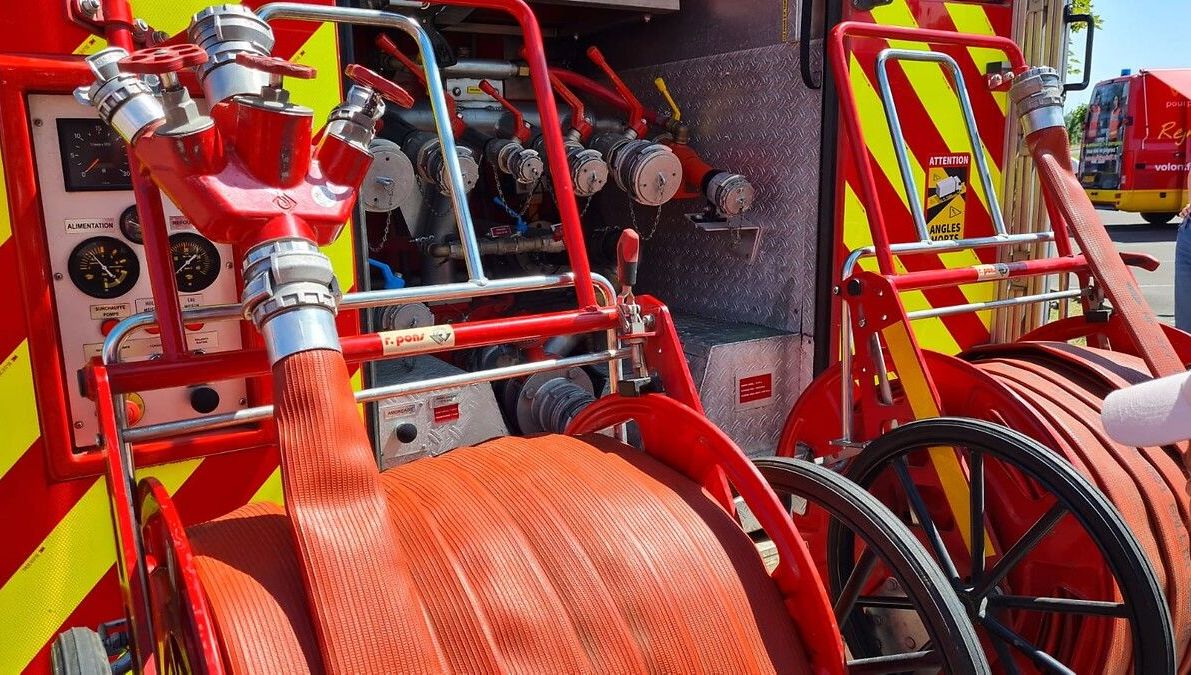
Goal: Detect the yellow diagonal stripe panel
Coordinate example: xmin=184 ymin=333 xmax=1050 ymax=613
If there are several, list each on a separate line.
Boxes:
xmin=0 ymin=341 xmax=42 ymax=480
xmin=871 ymin=2 xmax=1003 ymax=223
xmin=945 ymin=2 xmax=1010 ymax=115
xmin=0 ymin=151 xmax=11 ymax=247
xmin=0 ymin=459 xmax=201 ymax=673
xmin=845 ymin=50 xmax=990 ymax=330
xmin=250 ymin=466 xmax=284 ymax=506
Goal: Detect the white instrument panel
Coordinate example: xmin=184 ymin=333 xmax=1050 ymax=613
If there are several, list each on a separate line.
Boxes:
xmin=29 ymin=94 xmax=248 ymax=449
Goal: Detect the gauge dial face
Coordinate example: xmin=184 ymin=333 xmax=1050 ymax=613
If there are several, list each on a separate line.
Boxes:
xmin=119 ymin=204 xmax=143 ymax=244
xmin=169 ymin=233 xmax=221 ymax=294
xmin=68 ymin=236 xmax=140 ymax=299
xmin=57 ymin=119 xmax=132 ymax=192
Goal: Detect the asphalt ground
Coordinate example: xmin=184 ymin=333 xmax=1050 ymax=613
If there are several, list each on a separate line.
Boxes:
xmin=1102 ymin=209 xmax=1179 ymax=326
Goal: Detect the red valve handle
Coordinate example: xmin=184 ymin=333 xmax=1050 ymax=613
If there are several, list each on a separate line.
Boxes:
xmin=120 ymin=44 xmax=208 ymax=74
xmin=345 ymin=64 xmax=415 ymax=109
xmin=548 ymin=73 xmax=592 ymax=141
xmin=617 ymin=228 xmax=640 ymax=288
xmin=479 ymin=79 xmax=530 ymax=143
xmin=376 ymin=34 xmax=426 ymax=86
xmin=586 ymin=46 xmax=647 ymax=137
xmin=235 ymin=52 xmax=317 ymax=80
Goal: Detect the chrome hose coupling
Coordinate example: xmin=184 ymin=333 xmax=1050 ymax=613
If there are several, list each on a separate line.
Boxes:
xmin=325 ymin=85 xmax=386 ymax=153
xmin=188 ymin=4 xmax=276 ymax=103
xmin=1009 ymin=67 xmax=1065 ymax=135
xmin=75 ymin=48 xmax=165 ymax=143
xmin=241 ymin=239 xmax=343 ymax=363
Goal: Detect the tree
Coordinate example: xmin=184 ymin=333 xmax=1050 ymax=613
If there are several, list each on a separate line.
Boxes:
xmin=1066 ymin=103 xmax=1088 ymax=143
xmin=1067 ymin=0 xmax=1103 ymax=77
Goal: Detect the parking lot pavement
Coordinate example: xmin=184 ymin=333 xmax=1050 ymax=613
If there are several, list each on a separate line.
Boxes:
xmin=1102 ymin=209 xmax=1178 ymax=325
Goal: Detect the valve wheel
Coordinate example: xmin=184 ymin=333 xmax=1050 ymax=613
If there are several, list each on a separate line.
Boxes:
xmin=841 ymin=418 xmax=1174 ymax=674
xmin=234 ymin=52 xmax=317 ymax=80
xmin=756 ymin=457 xmax=990 ymax=674
xmin=120 ymin=44 xmax=208 ymax=74
xmin=344 ymin=64 xmax=415 ymax=109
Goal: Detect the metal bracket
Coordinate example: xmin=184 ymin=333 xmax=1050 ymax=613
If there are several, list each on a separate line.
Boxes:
xmin=685 ymin=212 xmax=762 ymax=264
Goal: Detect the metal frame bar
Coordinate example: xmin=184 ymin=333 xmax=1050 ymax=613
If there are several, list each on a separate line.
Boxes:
xmin=125 ymin=348 xmax=630 ymax=442
xmin=874 ymin=48 xmax=1008 ymax=240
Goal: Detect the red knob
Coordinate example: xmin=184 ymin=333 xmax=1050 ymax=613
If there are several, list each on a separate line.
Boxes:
xmin=617 ymin=228 xmax=641 ymax=288
xmin=345 ymin=64 xmax=415 ymax=109
xmin=120 ymin=44 xmax=208 ymax=75
xmin=235 ymin=52 xmax=317 ymax=80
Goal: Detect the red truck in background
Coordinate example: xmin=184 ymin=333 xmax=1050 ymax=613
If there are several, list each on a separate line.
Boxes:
xmin=1080 ymin=68 xmax=1190 ymax=224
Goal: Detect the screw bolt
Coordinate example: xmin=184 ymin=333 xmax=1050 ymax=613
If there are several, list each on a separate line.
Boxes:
xmin=74 ymin=420 xmax=85 ymax=429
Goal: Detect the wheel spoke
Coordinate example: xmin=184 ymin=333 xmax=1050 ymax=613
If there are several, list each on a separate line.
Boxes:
xmin=989 ymin=631 xmax=1023 ymax=675
xmin=969 ymin=450 xmax=985 ymax=584
xmin=983 ymin=615 xmax=1076 ymax=675
xmin=988 ymin=594 xmax=1128 ymax=618
xmin=854 ymin=595 xmax=916 ymax=610
xmin=973 ymin=502 xmax=1067 ymax=599
xmin=833 ymin=546 xmax=879 ymax=625
xmin=846 ymin=649 xmax=940 ymax=674
xmin=891 ymin=456 xmax=961 ymax=581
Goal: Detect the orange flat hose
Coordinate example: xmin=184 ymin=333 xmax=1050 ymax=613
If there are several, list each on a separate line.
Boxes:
xmin=1026 ymin=126 xmax=1183 ymax=380
xmin=189 ymin=433 xmax=809 ymax=673
xmin=269 ymin=349 xmax=444 ymax=672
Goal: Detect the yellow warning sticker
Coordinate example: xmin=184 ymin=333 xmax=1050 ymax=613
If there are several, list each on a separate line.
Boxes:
xmin=379 ymin=325 xmax=456 ymax=356
xmin=925 ymin=153 xmax=970 ymax=241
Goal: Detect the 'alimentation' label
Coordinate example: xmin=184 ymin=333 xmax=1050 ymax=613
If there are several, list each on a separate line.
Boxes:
xmin=924 ymin=153 xmax=970 ymax=241
xmin=64 ymin=217 xmax=115 ymax=234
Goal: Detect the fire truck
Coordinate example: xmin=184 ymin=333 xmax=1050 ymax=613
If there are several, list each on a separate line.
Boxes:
xmin=2 ymin=0 xmax=1190 ymax=673
xmin=1080 ymin=68 xmax=1191 ymax=224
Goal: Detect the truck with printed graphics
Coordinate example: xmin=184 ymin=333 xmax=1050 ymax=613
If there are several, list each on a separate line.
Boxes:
xmin=1079 ymin=68 xmax=1191 ymax=224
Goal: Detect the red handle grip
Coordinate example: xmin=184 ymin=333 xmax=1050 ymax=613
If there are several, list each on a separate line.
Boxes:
xmin=617 ymin=228 xmax=640 ymax=288
xmin=479 ymin=79 xmax=529 ymax=143
xmin=376 ymin=34 xmax=426 ymax=86
xmin=586 ymin=45 xmax=646 ymax=137
xmin=345 ymin=64 xmax=415 ymax=109
xmin=548 ymin=73 xmax=592 ymax=141
xmin=235 ymin=52 xmax=317 ymax=80
xmin=120 ymin=44 xmax=208 ymax=75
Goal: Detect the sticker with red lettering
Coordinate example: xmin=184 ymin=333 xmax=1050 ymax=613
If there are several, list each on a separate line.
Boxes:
xmin=433 ymin=402 xmax=460 ymax=424
xmin=379 ymin=324 xmax=456 ymax=356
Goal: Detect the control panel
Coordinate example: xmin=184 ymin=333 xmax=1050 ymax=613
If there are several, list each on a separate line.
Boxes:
xmin=30 ymin=95 xmax=247 ymax=449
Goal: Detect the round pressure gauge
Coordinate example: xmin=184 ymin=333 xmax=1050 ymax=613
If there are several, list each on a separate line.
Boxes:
xmin=119 ymin=204 xmax=143 ymax=244
xmin=68 ymin=236 xmax=140 ymax=298
xmin=169 ymin=232 xmax=221 ymax=293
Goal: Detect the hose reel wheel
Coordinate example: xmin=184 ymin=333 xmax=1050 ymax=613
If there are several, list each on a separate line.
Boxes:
xmin=840 ymin=417 xmax=1174 ymax=674
xmin=756 ymin=457 xmax=989 ymax=673
xmin=362 ymin=138 xmax=416 ymax=212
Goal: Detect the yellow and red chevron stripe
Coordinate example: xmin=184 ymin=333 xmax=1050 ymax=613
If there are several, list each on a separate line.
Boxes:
xmin=835 ymin=0 xmax=1015 ymax=356
xmin=0 ymin=2 xmax=353 ymax=672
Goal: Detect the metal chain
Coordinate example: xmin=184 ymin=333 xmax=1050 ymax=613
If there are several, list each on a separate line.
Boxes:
xmin=627 ymin=194 xmax=663 ymax=240
xmin=368 ymin=209 xmax=394 ymax=253
xmin=491 ymin=161 xmax=543 ymax=221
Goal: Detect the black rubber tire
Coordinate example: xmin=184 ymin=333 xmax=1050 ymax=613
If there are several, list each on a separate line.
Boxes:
xmin=1142 ymin=212 xmax=1178 ymax=226
xmin=757 ymin=456 xmax=990 ymax=674
xmin=844 ymin=417 xmax=1174 ymax=675
xmin=50 ymin=627 xmax=109 ymax=675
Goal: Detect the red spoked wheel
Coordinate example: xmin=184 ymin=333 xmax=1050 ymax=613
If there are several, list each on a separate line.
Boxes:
xmin=344 ymin=64 xmax=415 ymax=109
xmin=137 ymin=478 xmax=222 ymax=675
xmin=234 ymin=52 xmax=317 ymax=80
xmin=778 ymin=354 xmax=1177 ymax=673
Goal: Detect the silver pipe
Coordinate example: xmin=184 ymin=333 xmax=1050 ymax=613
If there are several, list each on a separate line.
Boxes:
xmin=840 ymin=232 xmax=1056 ymax=281
xmin=124 ymin=348 xmax=630 ymax=442
xmin=256 ymin=3 xmax=488 ymax=284
xmin=103 ymin=273 xmax=618 ymax=365
xmin=839 ymin=296 xmax=854 ymax=444
xmin=443 ymin=58 xmax=523 ymax=80
xmin=906 ymin=289 xmax=1082 ymax=321
xmin=874 ymin=49 xmax=1009 ymax=239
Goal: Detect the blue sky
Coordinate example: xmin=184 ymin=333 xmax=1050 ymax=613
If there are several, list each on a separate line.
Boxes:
xmin=1065 ymin=0 xmax=1190 ymax=111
